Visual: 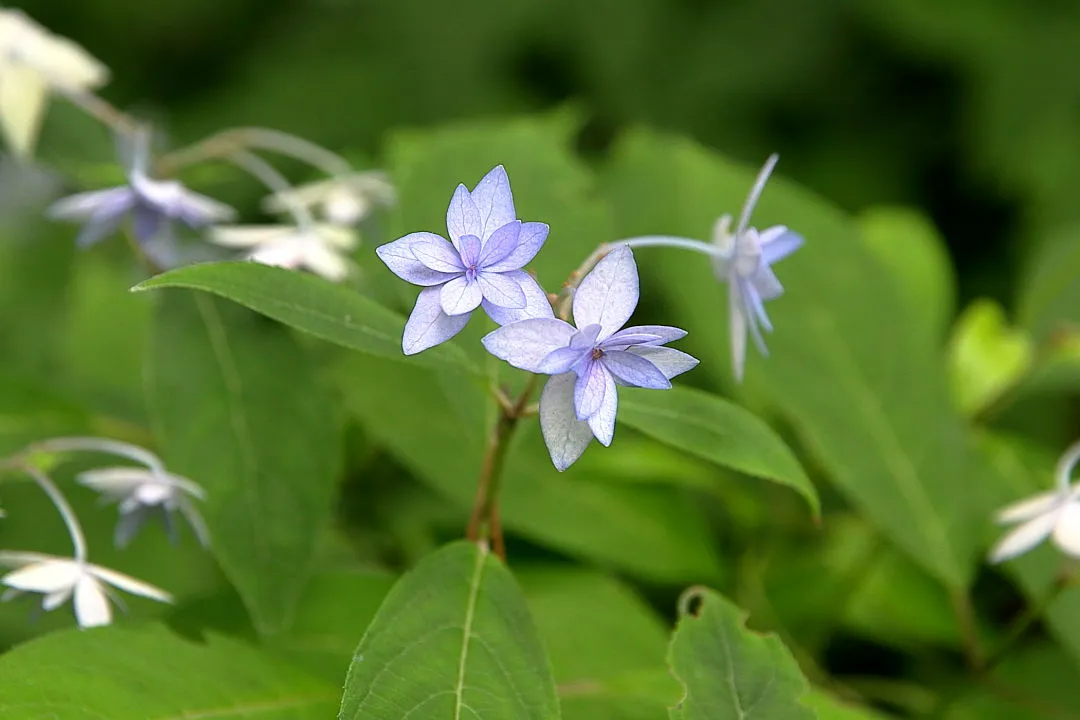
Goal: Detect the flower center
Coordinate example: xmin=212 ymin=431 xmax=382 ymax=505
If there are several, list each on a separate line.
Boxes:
xmin=590 ymin=347 xmax=604 ymax=361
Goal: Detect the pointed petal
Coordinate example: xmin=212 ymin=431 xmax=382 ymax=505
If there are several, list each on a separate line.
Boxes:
xmin=440 ymin=276 xmax=484 ymax=316
xmin=587 ymin=372 xmax=619 ymax=446
xmin=411 ymin=234 xmax=464 ymax=273
xmin=627 ymin=346 xmax=700 ymax=380
xmin=996 ymin=491 xmax=1063 ymax=524
xmin=114 ymin=506 xmax=150 ymax=548
xmin=481 ymin=317 xmax=576 ymax=371
xmin=178 ymin=498 xmax=212 ymax=548
xmin=470 ymin=165 xmax=516 ymax=240
xmin=1053 ymin=503 xmax=1080 ymax=556
xmin=540 ymin=373 xmax=594 ymax=471
xmin=375 ymin=233 xmax=459 ymax=286
xmin=729 ymin=281 xmax=748 ymax=382
xmin=446 ymin=184 xmax=481 ymax=244
xmin=536 ymin=345 xmax=591 ymax=375
xmin=299 ymin=242 xmax=353 ymax=282
xmin=760 ymin=227 xmax=804 ymax=265
xmin=207 ymin=224 xmax=289 ymax=248
xmin=2 ymin=560 xmax=80 ymax=593
xmin=174 ymin=188 xmax=237 ymax=226
xmin=458 ymin=234 xmax=482 ymax=268
xmin=752 ymin=264 xmax=784 ymax=302
xmin=989 ymin=511 xmax=1059 ymax=563
xmin=74 ymin=576 xmax=112 ymax=628
xmin=742 ymin=279 xmax=772 ymax=352
xmin=89 ymin=564 xmax=172 ymax=603
xmin=736 ymin=154 xmax=779 ymax=236
xmin=0 ymin=551 xmax=63 ymax=567
xmin=402 ymin=286 xmax=470 ymax=355
xmin=0 ymin=63 xmax=48 ymax=159
xmin=573 ymin=245 xmax=639 ymax=341
xmin=485 ymin=221 xmax=549 ymax=272
xmin=42 ymin=586 xmax=73 ymax=611
xmin=77 ymin=467 xmax=153 ymax=496
xmin=601 ymin=350 xmax=672 ymax=389
xmin=132 ymin=204 xmax=163 ymax=242
xmin=481 ymin=271 xmax=554 ymax=325
xmin=476 ymin=271 xmax=527 ymax=309
xmin=574 ymin=360 xmax=609 ymax=420
xmin=47 ymin=187 xmax=134 ymax=221
xmin=477 ymin=220 xmax=521 ymax=267
xmin=604 ymin=325 xmax=686 ymax=347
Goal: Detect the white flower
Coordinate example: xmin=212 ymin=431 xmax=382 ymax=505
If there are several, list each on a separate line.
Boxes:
xmin=209 ymin=222 xmax=358 ymax=282
xmin=0 ymin=551 xmax=171 ymax=628
xmin=990 ymin=440 xmax=1080 ymax=563
xmin=78 ymin=466 xmax=209 ymax=548
xmin=261 ymin=171 xmax=395 ymax=226
xmin=0 ymin=9 xmax=108 ymax=158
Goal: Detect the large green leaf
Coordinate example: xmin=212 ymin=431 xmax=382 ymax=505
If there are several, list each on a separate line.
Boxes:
xmin=146 ymin=292 xmax=341 ymax=636
xmin=803 ymin=689 xmax=894 ymax=719
xmin=518 ymin=565 xmax=680 ymax=720
xmin=337 ymin=352 xmax=723 ymax=583
xmin=134 ymin=261 xmax=477 ymax=375
xmin=618 ymin=385 xmax=817 ymax=517
xmin=1017 ymin=223 xmax=1080 ymax=343
xmin=0 ymin=624 xmax=336 ymax=718
xmin=603 ymin=128 xmax=985 ymax=588
xmin=339 ymin=540 xmax=561 ymax=720
xmin=668 ymin=587 xmax=813 ymax=720
xmin=943 ymin=644 xmax=1080 ymax=719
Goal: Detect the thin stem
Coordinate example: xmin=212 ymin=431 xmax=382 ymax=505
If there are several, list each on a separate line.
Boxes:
xmin=56 ymin=87 xmax=139 ymax=136
xmin=25 ymin=466 xmax=87 ymax=563
xmin=950 ymin=588 xmax=986 ymax=669
xmin=621 ymin=235 xmax=726 ymax=258
xmin=31 ymin=436 xmax=165 ymax=473
xmin=1055 ymin=438 xmax=1080 ymax=493
xmin=157 ymin=127 xmax=352 ymax=178
xmin=226 ymin=150 xmax=316 ymax=231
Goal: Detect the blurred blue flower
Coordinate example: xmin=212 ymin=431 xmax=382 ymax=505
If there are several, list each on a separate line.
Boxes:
xmin=376 ymin=165 xmax=553 ymax=355
xmin=483 ymin=246 xmax=697 ymax=470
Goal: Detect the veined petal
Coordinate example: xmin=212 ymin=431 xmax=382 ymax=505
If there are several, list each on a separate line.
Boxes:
xmin=476 ymin=271 xmax=527 ymax=309
xmin=458 ymin=234 xmax=482 ymax=268
xmin=477 ymin=220 xmax=521 ymax=268
xmin=481 ymin=271 xmax=554 ymax=325
xmin=411 ymin=234 xmax=464 ymax=273
xmin=540 ymin=373 xmax=594 ymax=472
xmin=536 ymin=345 xmax=591 ymax=375
xmin=469 ymin=165 xmax=516 ymax=240
xmin=481 ymin=317 xmax=576 ymax=371
xmin=605 ymin=325 xmax=686 ymax=346
xmin=760 ymin=227 xmax=804 ymax=265
xmin=73 ymin=575 xmax=112 ymax=628
xmin=729 ymin=281 xmax=748 ymax=382
xmin=627 ymin=346 xmax=699 ymax=380
xmin=485 ymin=221 xmax=549 ymax=272
xmin=574 ymin=360 xmax=609 ymax=420
xmin=601 ymin=350 xmax=671 ymax=389
xmin=375 ymin=233 xmax=459 ymax=286
xmin=446 ymin=184 xmax=481 ymax=245
xmin=0 ymin=62 xmax=47 ymax=159
xmin=587 ymin=371 xmax=619 ymax=446
xmin=89 ymin=563 xmax=172 ymax=603
xmin=989 ymin=511 xmax=1060 ymax=563
xmin=996 ymin=491 xmax=1064 ymax=524
xmin=440 ymin=276 xmax=483 ymax=316
xmin=402 ymin=286 xmax=470 ymax=355
xmin=2 ymin=559 xmax=80 ymax=593
xmin=1053 ymin=503 xmax=1080 ymax=556
xmin=598 ymin=332 xmax=663 ymax=349
xmin=573 ymin=245 xmax=639 ymax=341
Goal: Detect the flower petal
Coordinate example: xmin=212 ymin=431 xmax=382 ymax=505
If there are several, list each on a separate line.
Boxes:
xmin=476 ymin=271 xmax=527 ymax=309
xmin=729 ymin=281 xmax=748 ymax=382
xmin=402 ymin=286 xmax=471 ymax=355
xmin=446 ymin=184 xmax=481 ymax=244
xmin=375 ymin=233 xmax=459 ymax=286
xmin=601 ymin=350 xmax=672 ymax=389
xmin=485 ymin=221 xmax=549 ymax=272
xmin=752 ymin=265 xmax=784 ymax=302
xmin=48 ymin=187 xmax=134 ymax=221
xmin=42 ymin=587 xmax=73 ymax=611
xmin=760 ymin=227 xmax=804 ymax=265
xmin=477 ymin=220 xmax=521 ymax=268
xmin=540 ymin=373 xmax=594 ymax=472
xmin=1053 ymin=503 xmax=1080 ymax=556
xmin=174 ymin=188 xmax=237 ymax=226
xmin=572 ymin=245 xmax=639 ymax=341
xmin=469 ymin=165 xmax=516 ymax=240
xmin=627 ymin=346 xmax=699 ymax=380
xmin=440 ymin=276 xmax=484 ymax=316
xmin=132 ymin=204 xmax=163 ymax=242
xmin=604 ymin=325 xmax=686 ymax=347
xmin=481 ymin=317 xmax=576 ymax=371
xmin=574 ymin=360 xmax=609 ymax=420
xmin=77 ymin=467 xmax=153 ymax=497
xmin=74 ymin=575 xmax=112 ymax=628
xmin=411 ymin=234 xmax=465 ymax=273
xmin=741 ymin=278 xmax=772 ymax=352
xmin=89 ymin=564 xmax=173 ymax=603
xmin=536 ymin=346 xmax=591 ymax=375
xmin=458 ymin=234 xmax=482 ymax=268
xmin=0 ymin=62 xmax=47 ymax=160
xmin=587 ymin=372 xmax=619 ymax=446
xmin=989 ymin=511 xmax=1060 ymax=563
xmin=996 ymin=491 xmax=1063 ymax=524
xmin=2 ymin=560 xmax=80 ymax=593
xmin=481 ymin=271 xmax=555 ymax=325
xmin=299 ymin=242 xmax=353 ymax=282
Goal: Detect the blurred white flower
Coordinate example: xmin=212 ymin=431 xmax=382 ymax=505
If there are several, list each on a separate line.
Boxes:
xmin=0 ymin=8 xmax=108 ymax=158
xmin=78 ymin=466 xmax=209 ymax=548
xmin=261 ymin=171 xmax=395 ymax=226
xmin=990 ymin=439 xmax=1080 ymax=563
xmin=210 ymin=222 xmax=358 ymax=282
xmin=0 ymin=551 xmax=171 ymax=628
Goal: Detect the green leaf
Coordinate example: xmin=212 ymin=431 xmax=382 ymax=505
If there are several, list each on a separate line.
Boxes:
xmin=942 ymin=644 xmax=1080 ymax=719
xmin=946 ymin=300 xmax=1034 ymax=418
xmin=802 ymin=689 xmax=894 ymax=719
xmin=618 ymin=385 xmax=818 ymax=517
xmin=146 ymin=292 xmax=341 ymax=635
xmin=668 ymin=587 xmax=813 ymax=720
xmin=134 ymin=261 xmax=477 ymax=375
xmin=339 ymin=540 xmax=561 ymax=720
xmin=1017 ymin=223 xmax=1080 ymax=343
xmin=0 ymin=624 xmax=336 ymax=719
xmin=857 ymin=206 xmax=955 ymax=341
xmin=603 ymin=128 xmax=985 ymax=588
xmin=518 ymin=565 xmax=680 ymax=720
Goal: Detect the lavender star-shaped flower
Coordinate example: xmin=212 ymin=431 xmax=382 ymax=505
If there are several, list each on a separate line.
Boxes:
xmin=483 ymin=246 xmax=698 ymax=471
xmin=47 ymin=128 xmax=236 ymax=249
xmin=375 ymin=165 xmax=553 ymax=355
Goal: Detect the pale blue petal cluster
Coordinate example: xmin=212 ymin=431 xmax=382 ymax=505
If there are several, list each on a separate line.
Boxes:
xmin=483 ymin=246 xmax=697 ymax=470
xmin=376 ymin=165 xmax=552 ymax=354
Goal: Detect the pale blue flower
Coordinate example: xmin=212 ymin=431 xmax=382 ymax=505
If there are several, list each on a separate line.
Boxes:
xmin=376 ymin=165 xmax=553 ymax=354
xmin=483 ymin=246 xmax=697 ymax=470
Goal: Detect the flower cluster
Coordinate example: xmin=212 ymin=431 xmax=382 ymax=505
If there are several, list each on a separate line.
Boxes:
xmin=0 ymin=437 xmax=208 ymax=629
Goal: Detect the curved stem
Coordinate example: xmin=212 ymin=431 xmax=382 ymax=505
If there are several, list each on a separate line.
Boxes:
xmin=26 ymin=466 xmax=87 ymax=563
xmin=56 ymin=87 xmax=138 ymax=137
xmin=157 ymin=127 xmax=352 ymax=178
xmin=621 ymin=235 xmax=727 ymax=258
xmin=226 ymin=150 xmax=316 ymax=231
xmin=32 ymin=436 xmax=165 ymax=472
xmin=1055 ymin=438 xmax=1080 ymax=492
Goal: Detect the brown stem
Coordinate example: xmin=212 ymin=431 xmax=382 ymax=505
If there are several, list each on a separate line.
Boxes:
xmin=950 ymin=588 xmax=985 ymax=670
